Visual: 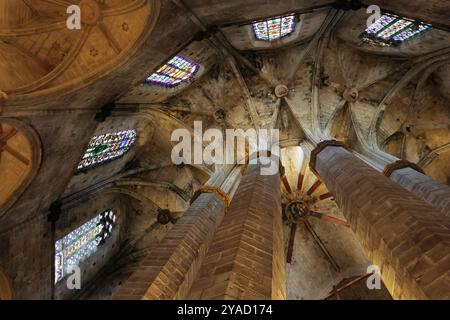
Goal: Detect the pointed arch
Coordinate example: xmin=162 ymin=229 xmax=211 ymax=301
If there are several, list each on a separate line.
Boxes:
xmin=381 ymin=131 xmax=405 ymax=158
xmin=0 ymin=118 xmax=42 ymax=217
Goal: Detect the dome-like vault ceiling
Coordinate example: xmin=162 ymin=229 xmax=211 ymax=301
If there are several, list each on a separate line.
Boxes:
xmin=0 ymin=0 xmax=159 ymax=100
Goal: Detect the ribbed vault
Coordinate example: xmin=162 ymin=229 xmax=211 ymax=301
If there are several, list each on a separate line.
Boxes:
xmin=0 ymin=0 xmax=449 ymax=300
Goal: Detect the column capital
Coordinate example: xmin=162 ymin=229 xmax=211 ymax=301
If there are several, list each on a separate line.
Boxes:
xmin=383 ymin=160 xmax=424 ymax=177
xmin=309 ymin=140 xmax=349 ymax=177
xmin=190 ymin=184 xmax=231 ymax=208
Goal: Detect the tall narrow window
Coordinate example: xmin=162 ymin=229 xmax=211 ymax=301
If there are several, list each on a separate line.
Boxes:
xmin=77 ymin=129 xmax=137 ymax=171
xmin=252 ymin=14 xmax=296 ymax=41
xmin=55 ymin=210 xmax=117 ymax=283
xmin=361 ymin=13 xmax=431 ymax=46
xmin=144 ymin=55 xmax=199 ymax=87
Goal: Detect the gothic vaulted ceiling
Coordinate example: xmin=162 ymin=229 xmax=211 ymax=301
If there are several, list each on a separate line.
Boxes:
xmin=0 ymin=0 xmax=449 ymax=300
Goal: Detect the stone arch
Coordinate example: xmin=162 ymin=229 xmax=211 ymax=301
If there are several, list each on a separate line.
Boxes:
xmin=0 ymin=270 xmax=12 ymax=300
xmin=381 ymin=131 xmax=405 ymax=158
xmin=0 ymin=118 xmax=42 ymax=217
xmin=105 ymin=183 xmax=189 ymax=214
xmin=419 ymin=144 xmax=450 ymax=184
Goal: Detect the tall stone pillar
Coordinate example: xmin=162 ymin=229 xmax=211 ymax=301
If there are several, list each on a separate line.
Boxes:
xmin=114 ymin=165 xmax=241 ymax=300
xmin=310 ymin=140 xmax=450 ymax=300
xmin=384 ymin=160 xmax=450 ymax=217
xmin=187 ymin=164 xmax=285 ymax=300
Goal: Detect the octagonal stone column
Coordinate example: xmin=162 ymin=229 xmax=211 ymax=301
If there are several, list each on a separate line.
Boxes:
xmin=113 ymin=165 xmax=242 ymax=300
xmin=384 ymin=160 xmax=450 ymax=217
xmin=309 ymin=140 xmax=450 ymax=300
xmin=187 ymin=163 xmax=285 ymax=300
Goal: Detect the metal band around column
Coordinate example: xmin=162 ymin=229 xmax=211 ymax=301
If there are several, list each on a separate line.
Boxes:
xmin=309 ymin=140 xmax=349 ymax=178
xmin=383 ymin=160 xmax=425 ymax=177
xmin=190 ymin=184 xmax=231 ymax=209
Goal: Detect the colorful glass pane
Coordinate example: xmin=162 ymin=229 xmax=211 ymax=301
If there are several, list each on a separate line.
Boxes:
xmin=361 ymin=13 xmax=431 ymax=46
xmin=392 ymin=23 xmax=430 ymax=42
xmin=252 ymin=14 xmax=296 ymax=41
xmin=55 ymin=210 xmax=117 ymax=283
xmin=77 ymin=129 xmax=137 ymax=171
xmin=365 ymin=14 xmax=396 ymax=35
xmin=377 ymin=19 xmax=412 ymax=39
xmin=145 ymin=55 xmax=199 ymax=87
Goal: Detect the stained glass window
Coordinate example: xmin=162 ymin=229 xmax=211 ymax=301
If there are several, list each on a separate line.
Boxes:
xmin=77 ymin=129 xmax=137 ymax=171
xmin=361 ymin=13 xmax=431 ymax=46
xmin=144 ymin=55 xmax=200 ymax=87
xmin=55 ymin=210 xmax=117 ymax=283
xmin=252 ymin=14 xmax=296 ymax=41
